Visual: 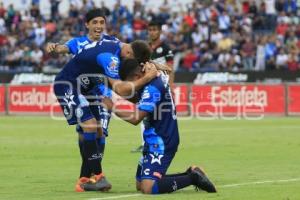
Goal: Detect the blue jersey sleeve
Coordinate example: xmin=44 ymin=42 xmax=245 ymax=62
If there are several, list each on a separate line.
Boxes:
xmin=138 ymin=85 xmax=162 ymax=113
xmin=65 ymin=38 xmax=78 ymax=55
xmin=96 ymin=53 xmax=120 ymax=79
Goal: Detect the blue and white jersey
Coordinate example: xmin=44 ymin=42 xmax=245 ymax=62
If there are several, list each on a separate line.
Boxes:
xmin=65 ymin=34 xmax=119 ymax=55
xmin=55 ymin=40 xmax=121 ymax=93
xmin=138 ymin=74 xmax=179 ymax=154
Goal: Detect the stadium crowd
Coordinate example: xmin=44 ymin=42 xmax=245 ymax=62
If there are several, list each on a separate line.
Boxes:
xmin=0 ymin=0 xmax=300 ymax=73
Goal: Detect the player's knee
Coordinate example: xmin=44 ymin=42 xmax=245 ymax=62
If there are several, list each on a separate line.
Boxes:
xmin=140 ymin=186 xmax=152 ymax=194
xmin=140 ymin=180 xmax=154 ymax=194
xmin=81 ymin=118 xmax=98 ymax=132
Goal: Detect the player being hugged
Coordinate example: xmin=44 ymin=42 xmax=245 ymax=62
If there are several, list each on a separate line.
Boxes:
xmin=102 ymin=59 xmax=217 ymax=194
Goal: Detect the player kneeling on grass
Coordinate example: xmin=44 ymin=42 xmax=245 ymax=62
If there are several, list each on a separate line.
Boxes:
xmin=102 ymin=59 xmax=217 ymax=194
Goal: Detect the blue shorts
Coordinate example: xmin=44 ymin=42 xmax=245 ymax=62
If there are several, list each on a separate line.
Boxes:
xmin=86 ymin=83 xmax=112 ymax=135
xmin=135 ymin=151 xmax=176 ymax=181
xmin=54 ymin=82 xmax=111 ymax=131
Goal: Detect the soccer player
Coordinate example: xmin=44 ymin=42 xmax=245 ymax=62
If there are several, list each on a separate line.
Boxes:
xmin=102 ymin=58 xmax=217 ymax=194
xmin=132 ymin=20 xmax=175 ymax=153
xmin=53 ymin=38 xmax=156 ymax=192
xmin=46 ymin=8 xmax=118 ymax=191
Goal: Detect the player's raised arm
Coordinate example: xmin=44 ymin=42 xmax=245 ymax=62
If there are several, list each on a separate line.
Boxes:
xmin=46 ymin=42 xmax=69 ymax=54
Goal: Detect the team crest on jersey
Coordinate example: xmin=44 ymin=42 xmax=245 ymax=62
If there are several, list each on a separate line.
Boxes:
xmin=109 ymin=57 xmax=119 ymax=72
xmin=97 ymin=53 xmax=120 ymax=78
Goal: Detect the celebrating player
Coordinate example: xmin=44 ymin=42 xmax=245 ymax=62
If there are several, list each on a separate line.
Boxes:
xmin=46 ymin=8 xmax=119 ymax=192
xmin=53 ymin=38 xmax=156 ymax=192
xmin=132 ymin=20 xmax=175 ymax=153
xmin=102 ymin=58 xmax=217 ymax=194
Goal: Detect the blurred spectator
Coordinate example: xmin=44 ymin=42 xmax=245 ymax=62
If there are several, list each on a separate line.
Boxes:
xmin=276 ymin=48 xmax=289 ymax=69
xmin=0 ymin=2 xmax=6 ymax=18
xmin=276 ymin=0 xmax=285 ymax=13
xmin=5 ymin=45 xmax=23 ymax=68
xmin=30 ymin=3 xmax=40 ymax=19
xmin=0 ymin=16 xmax=6 ymax=34
xmin=284 ymin=0 xmax=298 ymax=14
xmin=133 ymin=12 xmax=147 ymax=39
xmin=229 ymin=49 xmax=242 ymax=71
xmin=0 ymin=0 xmax=299 ymax=73
xmin=181 ymin=48 xmax=198 ymax=71
xmin=30 ymin=45 xmax=43 ymax=72
xmin=210 ymin=27 xmax=224 ymax=44
xmin=218 ymin=11 xmax=231 ymax=33
xmin=241 ymin=36 xmax=256 ymax=70
xmin=34 ymin=21 xmax=46 ymax=47
xmin=255 ymin=36 xmax=267 ymax=71
xmin=217 ymin=50 xmax=231 ymax=71
xmin=50 ymin=0 xmax=61 ymax=21
xmin=287 ymin=52 xmax=299 ymax=71
xmin=120 ymin=18 xmax=134 ymax=42
xmin=217 ymin=35 xmax=235 ymax=51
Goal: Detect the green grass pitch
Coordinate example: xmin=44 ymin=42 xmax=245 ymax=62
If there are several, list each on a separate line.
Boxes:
xmin=0 ymin=116 xmax=300 ymax=200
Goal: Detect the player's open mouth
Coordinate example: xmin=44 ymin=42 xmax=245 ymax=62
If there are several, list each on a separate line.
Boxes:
xmin=94 ymin=30 xmax=102 ymax=34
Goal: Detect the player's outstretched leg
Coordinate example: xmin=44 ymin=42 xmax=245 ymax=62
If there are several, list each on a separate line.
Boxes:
xmin=189 ymin=166 xmax=217 ymax=193
xmin=137 ymin=166 xmax=216 ymax=194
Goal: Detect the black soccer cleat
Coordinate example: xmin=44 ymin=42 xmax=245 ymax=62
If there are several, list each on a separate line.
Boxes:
xmin=190 ymin=166 xmax=217 ymax=193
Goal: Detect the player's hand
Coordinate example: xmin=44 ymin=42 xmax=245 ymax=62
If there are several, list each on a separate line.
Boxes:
xmin=142 ymin=62 xmax=159 ymax=80
xmin=46 ymin=42 xmax=58 ymax=53
xmin=149 ymin=60 xmax=173 ymax=73
xmin=101 ymin=97 xmax=114 ymax=111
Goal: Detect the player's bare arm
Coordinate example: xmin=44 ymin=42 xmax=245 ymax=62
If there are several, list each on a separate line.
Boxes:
xmin=46 ymin=42 xmax=69 ymax=54
xmin=102 ymin=97 xmax=147 ymax=125
xmin=107 ymin=62 xmax=158 ymax=97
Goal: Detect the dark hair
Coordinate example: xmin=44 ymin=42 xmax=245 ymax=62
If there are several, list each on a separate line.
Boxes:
xmin=148 ymin=20 xmax=162 ymax=30
xmin=119 ymin=58 xmax=141 ymax=81
xmin=131 ymin=40 xmax=151 ymax=64
xmin=85 ymin=8 xmax=106 ymax=23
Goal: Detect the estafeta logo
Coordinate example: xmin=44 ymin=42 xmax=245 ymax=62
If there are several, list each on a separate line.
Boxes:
xmin=11 ymin=87 xmax=57 ymax=109
xmin=211 ymin=86 xmax=267 ymax=107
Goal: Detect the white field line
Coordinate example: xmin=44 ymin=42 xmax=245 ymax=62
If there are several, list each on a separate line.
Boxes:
xmin=88 ymin=177 xmax=300 ymax=200
xmin=218 ymin=177 xmax=300 ymax=188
